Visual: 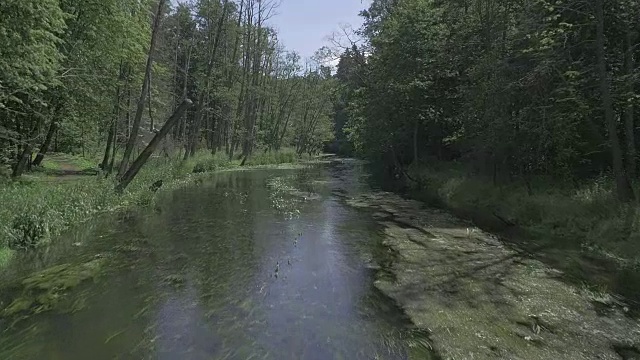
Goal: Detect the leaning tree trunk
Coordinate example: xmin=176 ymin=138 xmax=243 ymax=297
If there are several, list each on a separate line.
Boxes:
xmin=32 ymin=120 xmax=58 ymax=167
xmin=596 ymin=0 xmax=634 ymax=202
xmin=116 ymin=99 xmax=192 ymax=192
xmin=12 ymin=144 xmax=33 ymax=178
xmin=117 ymin=0 xmax=166 ymax=178
xmin=12 ymin=119 xmax=42 ymax=177
xmin=624 ymin=30 xmax=637 ymax=180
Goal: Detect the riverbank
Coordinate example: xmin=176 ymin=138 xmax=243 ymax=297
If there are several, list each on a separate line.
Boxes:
xmin=396 ymin=164 xmax=640 ymax=305
xmin=347 ymin=191 xmax=640 ymax=359
xmin=0 ymin=150 xmax=308 ymax=268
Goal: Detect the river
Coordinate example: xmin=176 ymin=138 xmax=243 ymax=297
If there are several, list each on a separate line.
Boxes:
xmin=0 ymin=159 xmax=435 ymax=359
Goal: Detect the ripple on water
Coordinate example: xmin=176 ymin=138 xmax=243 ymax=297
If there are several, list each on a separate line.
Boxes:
xmin=0 ymin=166 xmax=438 ymax=359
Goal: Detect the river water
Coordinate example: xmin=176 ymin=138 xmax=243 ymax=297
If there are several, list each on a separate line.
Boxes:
xmin=0 ymin=160 xmax=435 ymax=359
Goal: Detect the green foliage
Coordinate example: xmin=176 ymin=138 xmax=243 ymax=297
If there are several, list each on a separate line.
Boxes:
xmin=329 ymin=0 xmax=640 ymax=260
xmin=40 ymin=153 xmax=98 ymax=171
xmin=339 ymin=0 xmax=640 ymax=184
xmin=0 ymin=0 xmax=66 ymax=109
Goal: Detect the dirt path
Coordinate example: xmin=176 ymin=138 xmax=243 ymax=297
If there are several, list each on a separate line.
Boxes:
xmin=347 ymin=192 xmax=640 ymax=360
xmin=33 ymin=153 xmax=98 ymax=181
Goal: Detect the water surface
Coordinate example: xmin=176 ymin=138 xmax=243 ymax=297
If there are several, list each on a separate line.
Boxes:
xmin=0 ymin=160 xmax=435 ymax=359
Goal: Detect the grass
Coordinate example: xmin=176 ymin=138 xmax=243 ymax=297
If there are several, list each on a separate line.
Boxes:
xmin=244 ymin=148 xmax=302 ymax=166
xmin=0 ymin=149 xmax=306 ymax=268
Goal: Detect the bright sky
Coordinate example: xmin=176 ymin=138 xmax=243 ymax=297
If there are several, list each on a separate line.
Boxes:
xmin=172 ymin=0 xmax=370 ymax=62
xmin=267 ymin=0 xmax=370 ymax=61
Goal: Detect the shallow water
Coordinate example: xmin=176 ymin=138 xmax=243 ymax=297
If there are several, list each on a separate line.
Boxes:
xmin=0 ymin=160 xmax=435 ymax=359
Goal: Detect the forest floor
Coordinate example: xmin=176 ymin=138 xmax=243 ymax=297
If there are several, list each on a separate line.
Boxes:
xmin=348 ymin=192 xmax=640 ymax=360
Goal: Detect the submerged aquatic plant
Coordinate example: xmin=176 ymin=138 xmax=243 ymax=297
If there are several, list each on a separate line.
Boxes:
xmin=2 ymin=258 xmax=105 ymax=318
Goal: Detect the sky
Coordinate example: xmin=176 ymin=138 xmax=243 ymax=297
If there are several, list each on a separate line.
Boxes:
xmin=266 ymin=0 xmax=370 ymax=61
xmin=171 ymin=0 xmax=370 ymax=63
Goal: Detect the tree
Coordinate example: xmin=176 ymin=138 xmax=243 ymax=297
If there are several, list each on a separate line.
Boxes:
xmin=595 ymin=0 xmax=634 ymax=201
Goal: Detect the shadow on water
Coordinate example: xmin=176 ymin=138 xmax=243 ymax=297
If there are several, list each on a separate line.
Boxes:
xmin=0 ymin=160 xmax=437 ymax=359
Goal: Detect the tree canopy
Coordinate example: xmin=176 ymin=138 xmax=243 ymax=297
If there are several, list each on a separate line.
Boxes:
xmin=336 ymin=0 xmax=640 ymax=201
xmin=0 ymin=0 xmax=337 ymax=179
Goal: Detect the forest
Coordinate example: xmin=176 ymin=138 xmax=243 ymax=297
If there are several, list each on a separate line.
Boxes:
xmin=3 ymin=0 xmax=640 ymax=264
xmin=333 ymin=0 xmax=640 ymax=260
xmin=2 ymin=1 xmax=640 ymax=357
xmin=0 ymin=0 xmax=336 ymax=184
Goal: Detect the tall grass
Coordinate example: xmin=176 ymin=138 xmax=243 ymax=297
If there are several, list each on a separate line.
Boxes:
xmin=0 ymin=149 xmax=303 ymax=267
xmin=245 ymin=148 xmax=300 ymax=166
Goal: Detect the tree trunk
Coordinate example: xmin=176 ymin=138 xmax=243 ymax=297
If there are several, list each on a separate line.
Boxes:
xmin=624 ymin=30 xmax=637 ymax=180
xmin=185 ymin=0 xmax=229 ymax=159
xmin=101 ymin=81 xmax=122 ymax=169
xmin=32 ymin=120 xmax=58 ymax=167
xmin=116 ymin=99 xmax=192 ymax=192
xmin=12 ymin=144 xmax=33 ymax=178
xmin=117 ymin=0 xmax=166 ymax=178
xmin=101 ymin=120 xmax=116 ymax=170
xmin=223 ymin=0 xmax=245 ymax=158
xmin=242 ymin=0 xmax=263 ymax=158
xmin=596 ymin=0 xmax=634 ymax=202
xmin=106 ymin=120 xmax=118 ymax=176
xmin=413 ymin=118 xmax=419 ymax=165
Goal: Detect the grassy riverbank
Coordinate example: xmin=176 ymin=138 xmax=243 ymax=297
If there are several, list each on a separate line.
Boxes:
xmin=403 ymin=163 xmax=640 ymax=301
xmin=407 ymin=164 xmax=640 ymax=259
xmin=0 ymin=149 xmax=305 ymax=268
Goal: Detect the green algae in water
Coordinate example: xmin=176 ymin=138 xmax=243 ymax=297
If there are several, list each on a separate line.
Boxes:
xmin=2 ymin=258 xmax=105 ymax=317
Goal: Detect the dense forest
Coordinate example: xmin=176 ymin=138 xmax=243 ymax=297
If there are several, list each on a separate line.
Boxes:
xmin=0 ymin=0 xmax=336 ymax=184
xmin=4 ymin=0 xmax=640 ymax=257
xmin=335 ymin=0 xmax=640 ymax=204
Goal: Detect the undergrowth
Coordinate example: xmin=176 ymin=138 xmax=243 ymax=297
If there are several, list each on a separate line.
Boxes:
xmin=0 ymin=149 xmax=305 ymax=268
xmin=408 ymin=164 xmax=640 ymax=262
